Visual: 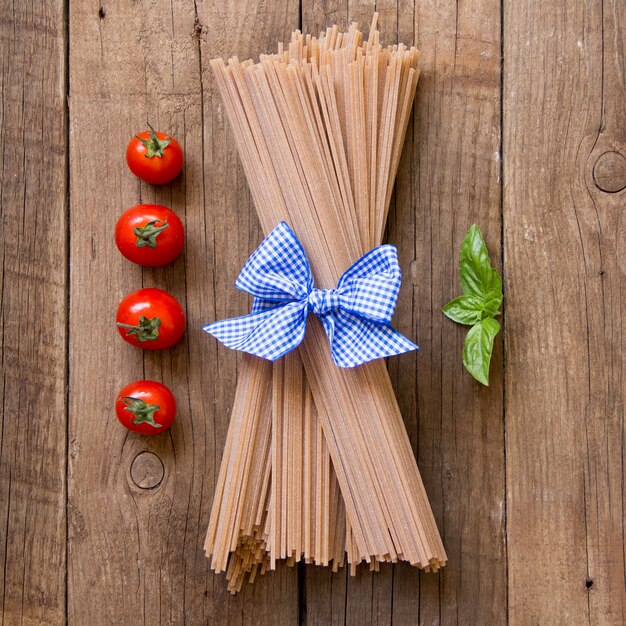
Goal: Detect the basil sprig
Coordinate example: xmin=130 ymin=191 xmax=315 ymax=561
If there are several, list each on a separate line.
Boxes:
xmin=443 ymin=225 xmax=503 ymax=386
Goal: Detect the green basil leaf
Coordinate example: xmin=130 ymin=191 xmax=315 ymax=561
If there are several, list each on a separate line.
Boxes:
xmin=459 ymin=224 xmax=500 ymax=298
xmin=489 ymin=268 xmax=502 ymax=295
xmin=443 ymin=295 xmax=485 ymax=325
xmin=462 ymin=317 xmax=500 ymax=385
xmin=482 ymin=289 xmax=503 ymax=318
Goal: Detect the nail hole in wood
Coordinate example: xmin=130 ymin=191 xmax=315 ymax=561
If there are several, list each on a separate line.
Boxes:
xmin=592 ymin=151 xmax=626 ymax=193
xmin=585 ymin=579 xmax=593 ymax=589
xmin=130 ymin=451 xmax=164 ymax=489
xmin=98 ymin=7 xmax=106 ymax=19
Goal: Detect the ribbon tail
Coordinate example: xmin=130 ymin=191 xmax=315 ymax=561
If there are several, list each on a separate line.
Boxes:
xmin=203 ymin=301 xmax=308 ymax=361
xmin=322 ymin=312 xmax=418 ymax=368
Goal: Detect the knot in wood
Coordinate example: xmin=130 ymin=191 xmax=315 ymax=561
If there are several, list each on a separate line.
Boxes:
xmin=592 ymin=151 xmax=626 ymax=193
xmin=130 ymin=451 xmax=165 ymax=489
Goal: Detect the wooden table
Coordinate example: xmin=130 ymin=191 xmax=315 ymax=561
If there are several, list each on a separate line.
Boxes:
xmin=1 ymin=1 xmax=624 ymax=624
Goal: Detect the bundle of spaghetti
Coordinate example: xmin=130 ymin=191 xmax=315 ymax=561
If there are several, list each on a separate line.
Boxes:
xmin=220 ymin=395 xmax=347 ymax=593
xmin=270 ymin=352 xmax=348 ymax=569
xmin=224 ymin=500 xmax=271 ymax=593
xmin=204 ymin=352 xmax=347 ymax=589
xmin=205 ymin=15 xmax=447 ymax=588
xmin=203 ymin=355 xmax=273 ymax=572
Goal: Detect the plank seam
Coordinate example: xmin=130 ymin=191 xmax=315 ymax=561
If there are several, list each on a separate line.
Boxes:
xmin=64 ymin=0 xmax=71 ymax=622
xmin=500 ymin=0 xmax=509 ymax=624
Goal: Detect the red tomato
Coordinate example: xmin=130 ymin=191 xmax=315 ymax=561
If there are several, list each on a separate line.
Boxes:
xmin=126 ymin=124 xmax=184 ymax=185
xmin=115 ymin=380 xmax=176 ymax=434
xmin=115 ymin=204 xmax=184 ymax=267
xmin=116 ymin=288 xmax=185 ymax=350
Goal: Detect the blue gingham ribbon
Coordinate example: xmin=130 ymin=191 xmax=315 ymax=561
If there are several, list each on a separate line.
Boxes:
xmin=203 ymin=222 xmax=418 ymax=368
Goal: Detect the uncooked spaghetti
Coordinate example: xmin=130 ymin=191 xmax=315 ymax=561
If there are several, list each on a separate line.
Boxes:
xmin=204 ymin=15 xmax=446 ymax=593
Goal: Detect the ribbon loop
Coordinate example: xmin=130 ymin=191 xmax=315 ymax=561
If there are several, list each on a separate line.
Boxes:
xmin=204 ymin=222 xmax=418 ymax=368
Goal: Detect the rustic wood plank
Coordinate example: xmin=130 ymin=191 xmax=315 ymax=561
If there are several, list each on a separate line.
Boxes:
xmin=397 ymin=0 xmax=506 ymax=623
xmin=299 ymin=5 xmax=378 ymax=625
xmin=68 ymin=1 xmax=298 ymax=624
xmin=301 ymin=1 xmax=506 ymax=624
xmin=196 ymin=0 xmax=300 ymax=619
xmin=0 ymin=1 xmax=68 ymax=624
xmin=343 ymin=6 xmax=408 ymax=625
xmin=504 ymin=0 xmax=625 ymax=622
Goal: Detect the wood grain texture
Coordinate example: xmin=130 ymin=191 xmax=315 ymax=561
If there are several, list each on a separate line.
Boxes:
xmin=3 ymin=0 xmax=623 ymax=623
xmin=504 ymin=0 xmax=625 ymax=623
xmin=409 ymin=1 xmax=507 ymax=622
xmin=68 ymin=1 xmax=298 ymax=624
xmin=0 ymin=1 xmax=67 ymax=624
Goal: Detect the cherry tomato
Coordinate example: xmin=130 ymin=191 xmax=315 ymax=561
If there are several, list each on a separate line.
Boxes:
xmin=115 ymin=380 xmax=176 ymax=434
xmin=115 ymin=204 xmax=184 ymax=267
xmin=126 ymin=124 xmax=184 ymax=185
xmin=116 ymin=288 xmax=185 ymax=350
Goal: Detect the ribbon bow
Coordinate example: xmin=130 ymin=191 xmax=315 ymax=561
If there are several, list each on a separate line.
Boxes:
xmin=204 ymin=222 xmax=418 ymax=368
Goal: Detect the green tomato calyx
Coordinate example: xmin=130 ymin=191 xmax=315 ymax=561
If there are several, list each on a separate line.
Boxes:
xmin=121 ymin=396 xmax=162 ymax=428
xmin=134 ymin=219 xmax=169 ymax=248
xmin=136 ymin=123 xmax=171 ymax=158
xmin=117 ymin=316 xmax=161 ymax=342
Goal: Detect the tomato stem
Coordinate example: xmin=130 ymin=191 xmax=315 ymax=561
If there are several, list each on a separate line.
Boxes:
xmin=133 ymin=219 xmax=170 ymax=248
xmin=121 ymin=396 xmax=162 ymax=428
xmin=117 ymin=315 xmax=161 ymax=342
xmin=135 ymin=122 xmax=171 ymax=158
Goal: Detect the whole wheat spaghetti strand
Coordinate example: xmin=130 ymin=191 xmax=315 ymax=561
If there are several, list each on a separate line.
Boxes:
xmin=204 ymin=355 xmax=272 ymax=573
